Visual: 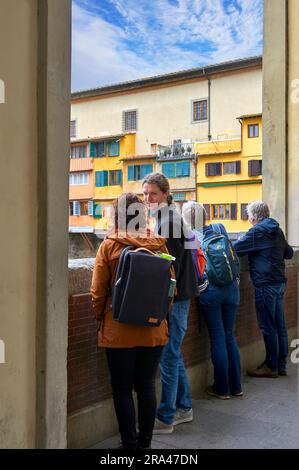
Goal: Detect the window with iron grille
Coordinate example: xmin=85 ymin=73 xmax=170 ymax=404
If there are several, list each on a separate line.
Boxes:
xmin=70 ymin=120 xmax=77 ymax=138
xmin=248 ymin=124 xmax=259 ymax=138
xmin=123 ymin=110 xmax=137 ymax=131
xmin=192 ymin=99 xmax=208 ymax=122
xmin=70 ymin=145 xmax=86 ymax=159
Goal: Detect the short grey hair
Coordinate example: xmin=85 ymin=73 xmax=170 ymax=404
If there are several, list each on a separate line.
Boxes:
xmin=247 ymin=201 xmax=270 ymax=222
xmin=182 ymin=201 xmax=206 ymax=230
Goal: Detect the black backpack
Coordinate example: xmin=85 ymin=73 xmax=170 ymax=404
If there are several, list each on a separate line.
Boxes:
xmin=112 ymin=246 xmax=174 ymax=327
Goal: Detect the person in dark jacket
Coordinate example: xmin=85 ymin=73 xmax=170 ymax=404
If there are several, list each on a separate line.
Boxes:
xmin=142 ymin=173 xmax=198 ymax=434
xmin=234 ymin=201 xmax=293 ymax=378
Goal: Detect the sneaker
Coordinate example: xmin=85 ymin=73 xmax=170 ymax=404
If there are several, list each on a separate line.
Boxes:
xmin=247 ymin=363 xmax=278 ymax=378
xmin=206 ymin=386 xmax=230 ymax=400
xmin=152 ymin=418 xmax=174 ymax=434
xmin=173 ymin=408 xmax=193 ymax=426
xmin=231 ymin=391 xmax=244 ymax=398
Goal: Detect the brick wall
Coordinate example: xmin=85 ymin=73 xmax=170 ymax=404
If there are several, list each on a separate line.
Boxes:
xmin=67 ymin=265 xmax=298 ymax=415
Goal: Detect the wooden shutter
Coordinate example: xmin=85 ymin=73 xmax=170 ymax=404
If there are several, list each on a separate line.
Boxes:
xmin=248 ymin=160 xmax=262 ymax=176
xmin=215 ymin=162 xmax=222 ymax=176
xmin=203 ymin=204 xmax=210 ymax=220
xmin=236 ymin=160 xmax=241 ymax=174
xmin=90 ymin=142 xmax=95 ymax=157
xmin=241 ymin=204 xmax=248 ymax=220
xmin=230 ymin=203 xmax=237 ymax=220
xmin=205 ymin=163 xmax=214 ymax=176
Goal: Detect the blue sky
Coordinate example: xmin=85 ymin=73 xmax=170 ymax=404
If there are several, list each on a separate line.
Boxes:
xmin=72 ymin=0 xmax=263 ymax=92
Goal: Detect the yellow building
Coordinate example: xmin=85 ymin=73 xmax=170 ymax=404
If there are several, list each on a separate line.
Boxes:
xmin=92 ymin=132 xmax=135 ymax=233
xmin=195 ymin=114 xmax=262 ymax=234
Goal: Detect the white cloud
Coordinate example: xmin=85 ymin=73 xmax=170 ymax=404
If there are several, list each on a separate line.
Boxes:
xmin=72 ymin=0 xmax=263 ymax=91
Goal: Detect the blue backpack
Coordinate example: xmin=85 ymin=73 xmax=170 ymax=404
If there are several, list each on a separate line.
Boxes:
xmin=198 ymin=224 xmax=240 ymax=286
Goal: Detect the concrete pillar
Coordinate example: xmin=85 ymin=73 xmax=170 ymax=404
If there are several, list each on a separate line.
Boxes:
xmin=287 ymin=0 xmax=299 ymax=247
xmin=263 ymin=0 xmax=287 ymax=232
xmin=263 ymin=0 xmax=299 ymax=246
xmin=0 ymin=0 xmax=71 ymax=448
xmin=36 ymin=0 xmax=71 ymax=448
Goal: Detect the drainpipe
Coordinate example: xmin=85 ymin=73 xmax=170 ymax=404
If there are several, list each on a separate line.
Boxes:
xmin=194 ymin=153 xmax=198 ymax=201
xmin=208 ymin=78 xmax=211 ymax=141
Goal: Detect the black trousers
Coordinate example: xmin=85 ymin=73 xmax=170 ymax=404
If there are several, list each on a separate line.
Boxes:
xmin=105 ymin=346 xmax=163 ymax=449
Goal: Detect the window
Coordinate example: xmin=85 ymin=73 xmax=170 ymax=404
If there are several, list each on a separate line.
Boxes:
xmin=69 ymin=200 xmax=93 ymax=216
xmin=109 ymin=170 xmax=122 ymax=186
xmin=95 ymin=170 xmax=108 ymax=187
xmin=90 ymin=141 xmax=106 ymax=157
xmin=162 ymin=161 xmax=190 ymax=178
xmin=128 ymin=164 xmax=153 ymax=181
xmin=241 ymin=204 xmax=248 ymax=220
xmin=70 ymin=145 xmax=86 ymax=159
xmin=80 ymin=201 xmax=89 ymax=216
xmin=248 ymin=124 xmax=259 ymax=138
xmin=192 ymin=99 xmax=208 ymax=122
xmin=223 ymin=161 xmax=241 ymax=174
xmin=212 ymin=203 xmax=237 ymax=220
xmin=172 ymin=192 xmax=186 ymax=201
xmin=69 ymin=172 xmax=89 ymax=185
xmin=108 ymin=141 xmax=120 ymax=157
xmin=70 ymin=120 xmax=77 ymax=138
xmin=205 ymin=162 xmax=222 ymax=176
xmin=123 ymin=110 xmax=137 ymax=131
xmin=248 ymin=160 xmax=262 ymax=176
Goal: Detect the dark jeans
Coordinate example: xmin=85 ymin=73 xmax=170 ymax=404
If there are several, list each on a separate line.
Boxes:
xmin=105 ymin=346 xmax=163 ymax=449
xmin=254 ymin=283 xmax=288 ymax=371
xmin=199 ymin=281 xmax=241 ymax=395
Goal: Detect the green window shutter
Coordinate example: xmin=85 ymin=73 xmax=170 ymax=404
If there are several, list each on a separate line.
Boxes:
xmin=108 ymin=141 xmax=120 ymax=157
xmin=93 ymin=202 xmax=102 ymax=218
xmin=140 ymin=164 xmax=153 ymax=179
xmin=128 ymin=165 xmax=135 ymax=181
xmin=90 ymin=142 xmax=95 ymax=157
xmin=95 ymin=171 xmax=101 ymax=187
xmin=102 ymin=170 xmax=108 ymax=186
xmin=162 ymin=163 xmax=175 ymax=178
xmin=116 ymin=170 xmax=122 ymax=185
xmin=176 ymin=161 xmax=190 ymax=177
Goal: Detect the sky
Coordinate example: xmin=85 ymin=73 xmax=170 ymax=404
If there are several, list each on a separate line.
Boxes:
xmin=72 ymin=0 xmax=263 ymax=92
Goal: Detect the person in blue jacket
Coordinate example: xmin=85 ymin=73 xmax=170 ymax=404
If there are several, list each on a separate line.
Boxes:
xmin=234 ymin=201 xmax=293 ymax=377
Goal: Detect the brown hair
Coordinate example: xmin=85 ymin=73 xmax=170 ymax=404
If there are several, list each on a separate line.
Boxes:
xmin=142 ymin=172 xmax=173 ymax=205
xmin=113 ymin=193 xmax=146 ymax=230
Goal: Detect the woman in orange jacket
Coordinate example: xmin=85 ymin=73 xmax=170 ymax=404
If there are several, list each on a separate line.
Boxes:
xmin=91 ymin=193 xmax=171 ymax=449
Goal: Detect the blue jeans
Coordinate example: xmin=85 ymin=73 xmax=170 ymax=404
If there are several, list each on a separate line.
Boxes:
xmin=157 ymin=300 xmax=192 ymax=424
xmin=199 ymin=281 xmax=241 ymax=395
xmin=254 ymin=283 xmax=288 ymax=371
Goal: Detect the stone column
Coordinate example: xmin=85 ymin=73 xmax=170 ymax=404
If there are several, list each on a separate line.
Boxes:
xmin=263 ymin=0 xmax=299 ymax=247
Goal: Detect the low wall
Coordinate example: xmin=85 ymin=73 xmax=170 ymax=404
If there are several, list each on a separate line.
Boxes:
xmin=67 ymin=253 xmax=299 ymax=448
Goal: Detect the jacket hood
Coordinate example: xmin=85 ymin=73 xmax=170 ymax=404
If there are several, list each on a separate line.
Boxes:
xmin=106 ymin=228 xmax=167 ymax=251
xmin=256 ymin=218 xmax=279 ymax=237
